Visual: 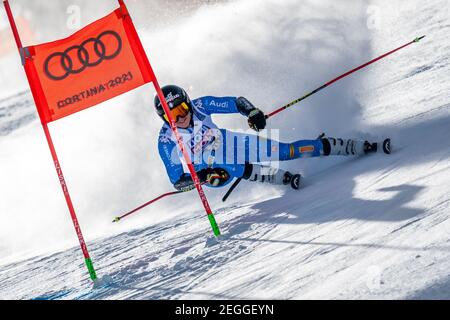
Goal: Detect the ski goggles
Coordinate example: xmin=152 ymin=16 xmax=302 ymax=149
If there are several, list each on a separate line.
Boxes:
xmin=162 ymin=102 xmax=190 ymax=123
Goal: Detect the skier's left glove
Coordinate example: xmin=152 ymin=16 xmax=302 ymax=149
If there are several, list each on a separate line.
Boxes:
xmin=236 ymin=97 xmax=266 ymax=132
xmin=247 ymin=109 xmax=266 ymax=132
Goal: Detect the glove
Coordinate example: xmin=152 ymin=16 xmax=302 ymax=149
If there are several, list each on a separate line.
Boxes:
xmin=247 ymin=109 xmax=266 ymax=132
xmin=204 ymin=168 xmax=230 ymax=187
xmin=236 ymin=97 xmax=267 ymax=132
xmin=174 ymin=175 xmax=196 ymax=192
xmin=174 ymin=168 xmax=230 ymax=191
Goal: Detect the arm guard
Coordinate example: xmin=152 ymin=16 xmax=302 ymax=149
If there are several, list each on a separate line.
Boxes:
xmin=236 ymin=97 xmax=257 ymax=116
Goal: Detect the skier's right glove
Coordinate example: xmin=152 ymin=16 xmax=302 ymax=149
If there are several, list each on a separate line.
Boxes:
xmin=203 ymin=168 xmax=230 ymax=187
xmin=173 ymin=168 xmax=230 ymax=191
xmin=174 ymin=175 xmax=197 ymax=192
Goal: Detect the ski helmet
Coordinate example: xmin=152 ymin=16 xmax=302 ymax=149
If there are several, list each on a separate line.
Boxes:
xmin=154 ymin=85 xmax=193 ymax=123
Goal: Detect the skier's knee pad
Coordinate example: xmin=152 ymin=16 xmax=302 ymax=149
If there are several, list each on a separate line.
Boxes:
xmin=242 ymin=163 xmax=289 ymax=185
xmin=321 ymin=138 xmax=331 ymax=156
xmin=242 ymin=162 xmax=254 ymax=180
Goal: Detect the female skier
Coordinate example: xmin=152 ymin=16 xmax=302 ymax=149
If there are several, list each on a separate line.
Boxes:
xmin=155 ymin=85 xmax=390 ymax=192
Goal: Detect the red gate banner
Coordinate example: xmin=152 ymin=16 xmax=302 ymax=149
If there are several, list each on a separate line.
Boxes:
xmin=23 ymin=7 xmax=155 ymax=123
xmin=4 ymin=0 xmax=219 ymax=283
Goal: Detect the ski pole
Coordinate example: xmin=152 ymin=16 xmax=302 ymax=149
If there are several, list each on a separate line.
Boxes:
xmin=266 ymin=36 xmax=426 ymax=119
xmin=112 ymin=190 xmax=183 ymax=223
xmin=113 ymin=182 xmax=208 ymax=222
xmin=222 ymin=177 xmax=242 ymax=202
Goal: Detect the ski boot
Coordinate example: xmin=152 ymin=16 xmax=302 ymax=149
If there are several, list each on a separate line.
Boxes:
xmin=282 ymin=171 xmax=302 ymax=190
xmin=363 ymin=138 xmax=392 ymax=155
xmin=243 ymin=163 xmax=302 ymax=190
xmin=318 ymin=133 xmax=391 ymax=156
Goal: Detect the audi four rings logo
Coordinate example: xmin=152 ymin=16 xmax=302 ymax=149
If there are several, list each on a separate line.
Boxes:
xmin=44 ymin=30 xmax=122 ymax=81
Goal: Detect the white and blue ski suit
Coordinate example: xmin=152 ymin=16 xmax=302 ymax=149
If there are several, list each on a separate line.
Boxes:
xmin=158 ymin=96 xmax=327 ymax=189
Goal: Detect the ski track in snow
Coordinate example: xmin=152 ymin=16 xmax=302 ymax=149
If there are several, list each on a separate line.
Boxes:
xmin=1 ymin=0 xmax=450 ymax=299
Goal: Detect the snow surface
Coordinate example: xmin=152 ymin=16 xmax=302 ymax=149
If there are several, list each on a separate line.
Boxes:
xmin=0 ymin=0 xmax=449 ymax=299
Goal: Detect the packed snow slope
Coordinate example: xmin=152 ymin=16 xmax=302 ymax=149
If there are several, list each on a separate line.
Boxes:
xmin=0 ymin=0 xmax=449 ymax=299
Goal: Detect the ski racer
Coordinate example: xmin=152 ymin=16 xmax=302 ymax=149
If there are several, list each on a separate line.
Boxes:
xmin=155 ymin=85 xmax=390 ymax=192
